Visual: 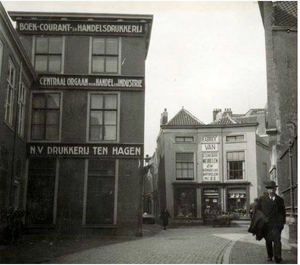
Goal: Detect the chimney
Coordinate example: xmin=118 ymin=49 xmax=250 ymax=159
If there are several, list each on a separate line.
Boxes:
xmin=213 ymin=108 xmax=222 ymax=122
xmin=224 ymin=108 xmax=232 ymax=117
xmin=257 ymin=110 xmax=266 ymax=135
xmin=160 ymin=108 xmax=168 ymax=125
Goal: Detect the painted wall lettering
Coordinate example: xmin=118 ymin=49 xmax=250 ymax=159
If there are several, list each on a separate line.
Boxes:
xmin=27 ymin=143 xmax=143 ymax=158
xmin=202 ymin=152 xmax=219 ymax=181
xmin=38 ymin=75 xmax=144 ymax=89
xmin=17 ymin=21 xmax=145 ymax=36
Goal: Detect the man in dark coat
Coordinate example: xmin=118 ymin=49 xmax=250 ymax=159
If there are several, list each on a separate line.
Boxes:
xmin=160 ymin=207 xmax=171 ymax=230
xmin=256 ymin=181 xmax=286 ymax=263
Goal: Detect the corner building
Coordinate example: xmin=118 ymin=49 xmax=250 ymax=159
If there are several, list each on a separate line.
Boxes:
xmin=9 ymin=11 xmax=153 ymax=236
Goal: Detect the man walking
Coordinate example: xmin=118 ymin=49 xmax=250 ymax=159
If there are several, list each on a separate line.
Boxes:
xmin=256 ymin=181 xmax=286 ymax=263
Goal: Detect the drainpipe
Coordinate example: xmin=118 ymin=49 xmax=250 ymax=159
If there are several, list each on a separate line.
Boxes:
xmin=288 ymin=139 xmax=295 ymax=224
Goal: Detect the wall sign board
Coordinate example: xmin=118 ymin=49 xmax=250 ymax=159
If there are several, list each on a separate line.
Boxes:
xmin=38 ymin=75 xmax=144 ymax=90
xmin=16 ymin=21 xmax=146 ymax=36
xmin=27 ymin=143 xmax=143 ymax=158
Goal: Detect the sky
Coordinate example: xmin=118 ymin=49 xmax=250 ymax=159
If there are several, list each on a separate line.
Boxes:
xmin=2 ymin=1 xmax=268 ymax=157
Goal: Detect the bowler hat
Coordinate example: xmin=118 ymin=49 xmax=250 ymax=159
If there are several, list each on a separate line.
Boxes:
xmin=264 ymin=180 xmax=278 ymax=188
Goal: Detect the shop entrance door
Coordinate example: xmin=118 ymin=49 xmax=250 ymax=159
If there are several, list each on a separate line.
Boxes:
xmin=202 ymin=188 xmax=219 ymax=225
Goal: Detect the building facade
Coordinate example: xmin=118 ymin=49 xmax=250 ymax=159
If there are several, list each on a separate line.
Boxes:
xmin=156 ymin=108 xmax=270 ymax=225
xmin=0 ymin=3 xmax=37 ymax=211
xmin=258 ymin=1 xmax=297 ymax=243
xmin=4 ymin=10 xmax=153 ymax=236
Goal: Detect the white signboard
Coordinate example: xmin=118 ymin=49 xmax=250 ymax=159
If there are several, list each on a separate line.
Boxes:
xmin=202 ymin=152 xmax=219 ymax=181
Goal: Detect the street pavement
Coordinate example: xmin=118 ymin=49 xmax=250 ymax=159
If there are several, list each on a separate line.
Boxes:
xmin=0 ymin=224 xmax=297 ymax=264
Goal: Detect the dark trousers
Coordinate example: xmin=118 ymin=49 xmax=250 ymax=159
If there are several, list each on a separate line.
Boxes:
xmin=265 ymin=226 xmax=282 ymax=259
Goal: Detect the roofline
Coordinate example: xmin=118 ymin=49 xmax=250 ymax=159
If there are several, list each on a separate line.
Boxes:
xmin=8 ymin=11 xmax=153 ymax=21
xmin=161 ymin=123 xmax=259 ymax=129
xmin=8 ymin=11 xmax=153 ymax=59
xmin=0 ymin=4 xmax=37 ymax=80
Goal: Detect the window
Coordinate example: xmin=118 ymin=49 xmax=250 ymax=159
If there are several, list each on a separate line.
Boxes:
xmin=175 ymin=136 xmax=194 ymax=142
xmin=174 ymin=188 xmax=196 ymax=218
xmin=227 ymin=188 xmax=247 ymax=216
xmin=4 ymin=60 xmax=16 ymax=126
xmin=226 ymin=135 xmax=244 ymax=142
xmin=31 ymin=93 xmax=61 ymax=141
xmin=86 ymin=159 xmax=115 ymax=225
xmin=176 ymin=153 xmax=194 ymax=180
xmin=227 ymin=151 xmax=245 ymax=180
xmin=91 ymin=37 xmax=119 ymax=74
xmin=89 ymin=94 xmax=118 ymax=141
xmin=18 ymin=82 xmax=27 ymax=137
xmin=35 ymin=36 xmax=63 ymax=72
xmin=26 ymin=158 xmax=56 ymax=225
xmin=0 ymin=41 xmax=3 ymax=81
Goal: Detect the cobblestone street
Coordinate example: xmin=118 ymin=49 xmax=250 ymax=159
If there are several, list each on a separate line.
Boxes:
xmin=0 ymin=225 xmax=297 ymax=264
xmin=43 ymin=226 xmax=297 ymax=264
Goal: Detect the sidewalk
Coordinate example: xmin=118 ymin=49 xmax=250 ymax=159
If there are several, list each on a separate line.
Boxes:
xmin=230 ymin=233 xmax=297 ymax=264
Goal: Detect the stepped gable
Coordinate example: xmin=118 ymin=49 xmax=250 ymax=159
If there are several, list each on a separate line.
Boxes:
xmin=166 ymin=108 xmax=204 ymax=126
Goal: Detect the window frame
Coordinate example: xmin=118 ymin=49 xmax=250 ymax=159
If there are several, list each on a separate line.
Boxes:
xmin=90 ymin=37 xmax=120 ymax=75
xmin=30 ymin=91 xmax=62 ymax=142
xmin=17 ymin=81 xmax=27 ymax=138
xmin=175 ymin=136 xmax=194 ymax=143
xmin=226 ymin=151 xmax=245 ymax=180
xmin=33 ymin=36 xmax=64 ymax=73
xmin=4 ymin=59 xmax=17 ymax=127
xmin=0 ymin=40 xmax=3 ymax=82
xmin=226 ymin=135 xmax=245 ymax=143
xmin=175 ymin=153 xmax=195 ymax=181
xmin=87 ymin=92 xmax=119 ymax=143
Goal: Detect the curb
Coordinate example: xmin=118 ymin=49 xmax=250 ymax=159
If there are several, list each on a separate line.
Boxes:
xmin=221 ymin=233 xmax=249 ymax=264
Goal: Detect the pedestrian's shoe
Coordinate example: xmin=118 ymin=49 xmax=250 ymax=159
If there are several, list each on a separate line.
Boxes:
xmin=275 ymin=257 xmax=282 ymax=263
xmin=267 ymin=257 xmax=273 ymax=261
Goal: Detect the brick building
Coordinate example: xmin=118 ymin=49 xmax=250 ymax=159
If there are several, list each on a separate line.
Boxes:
xmin=258 ymin=1 xmax=297 ymax=243
xmin=0 ymin=3 xmax=37 ymax=211
xmin=1 ymin=6 xmax=153 ymax=236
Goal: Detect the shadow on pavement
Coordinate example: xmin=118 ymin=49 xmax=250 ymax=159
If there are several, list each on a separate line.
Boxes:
xmin=230 ymin=235 xmax=297 ymax=264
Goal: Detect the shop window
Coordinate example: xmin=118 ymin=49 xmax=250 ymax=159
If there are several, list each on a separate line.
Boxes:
xmin=89 ymin=93 xmax=118 ymax=141
xmin=227 ymin=151 xmax=245 ymax=180
xmin=174 ymin=188 xmax=196 ymax=218
xmin=31 ymin=93 xmax=61 ymax=141
xmin=17 ymin=82 xmax=27 ymax=137
xmin=34 ymin=36 xmax=63 ymax=73
xmin=227 ymin=188 xmax=247 ymax=216
xmin=91 ymin=37 xmax=119 ymax=74
xmin=26 ymin=158 xmax=57 ymax=225
xmin=176 ymin=153 xmax=194 ymax=180
xmin=175 ymin=136 xmax=194 ymax=142
xmin=4 ymin=59 xmax=16 ymax=126
xmin=86 ymin=159 xmax=115 ymax=225
xmin=226 ymin=135 xmax=244 ymax=142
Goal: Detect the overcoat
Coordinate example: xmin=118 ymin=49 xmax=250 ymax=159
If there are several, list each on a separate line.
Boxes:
xmin=256 ymin=194 xmax=286 ymax=241
xmin=160 ymin=209 xmax=171 ymax=226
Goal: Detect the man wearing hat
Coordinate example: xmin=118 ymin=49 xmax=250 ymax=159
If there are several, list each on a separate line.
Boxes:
xmin=256 ymin=181 xmax=286 ymax=263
